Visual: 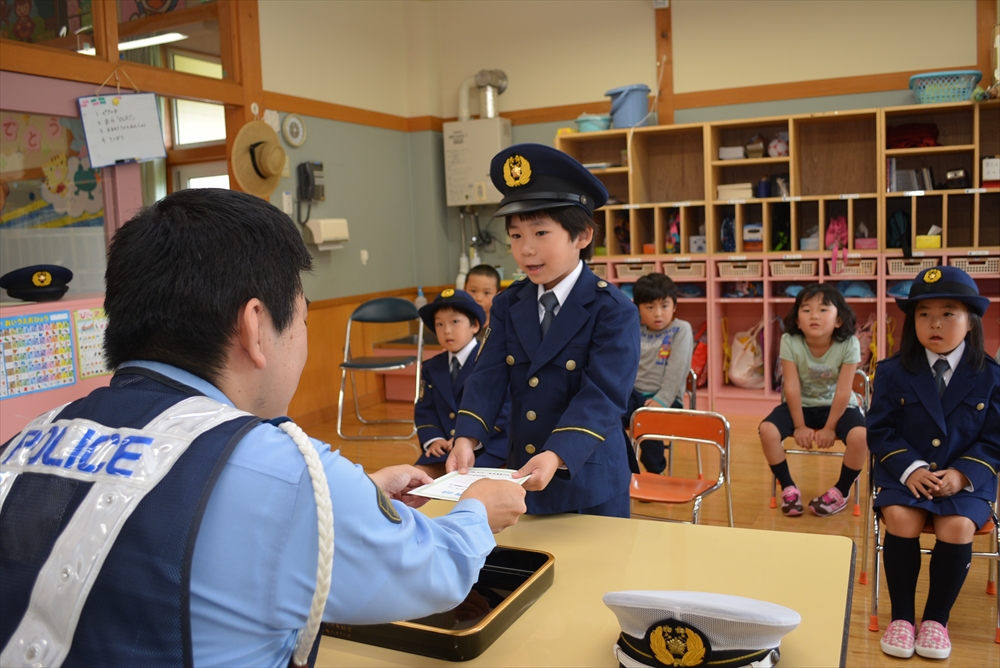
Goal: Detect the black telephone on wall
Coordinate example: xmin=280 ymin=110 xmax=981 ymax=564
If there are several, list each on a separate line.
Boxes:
xmin=297 ymin=161 xmax=325 ymax=202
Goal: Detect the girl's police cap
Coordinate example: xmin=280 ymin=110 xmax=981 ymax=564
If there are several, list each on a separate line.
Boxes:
xmin=603 ymin=591 xmax=801 ymax=668
xmin=894 ymin=265 xmax=989 ymax=317
xmin=490 ymin=143 xmax=608 ymax=218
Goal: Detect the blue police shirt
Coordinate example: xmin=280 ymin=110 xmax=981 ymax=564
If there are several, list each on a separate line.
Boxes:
xmin=118 ymin=361 xmax=496 ymax=667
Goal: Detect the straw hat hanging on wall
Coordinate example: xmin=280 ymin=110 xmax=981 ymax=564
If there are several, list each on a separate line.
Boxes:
xmin=231 ymin=120 xmax=286 ymax=199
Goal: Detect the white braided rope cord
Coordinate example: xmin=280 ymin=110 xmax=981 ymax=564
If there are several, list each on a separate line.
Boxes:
xmin=278 ymin=421 xmax=334 ymax=667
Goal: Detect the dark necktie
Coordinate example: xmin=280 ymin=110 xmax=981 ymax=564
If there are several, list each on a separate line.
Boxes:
xmin=540 ymin=292 xmax=559 ymax=339
xmin=932 ymin=358 xmax=949 ymax=398
xmin=450 ymin=356 xmax=460 ymax=383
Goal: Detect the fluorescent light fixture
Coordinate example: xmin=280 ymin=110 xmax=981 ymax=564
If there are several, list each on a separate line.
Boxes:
xmin=78 ymin=32 xmax=188 ymax=56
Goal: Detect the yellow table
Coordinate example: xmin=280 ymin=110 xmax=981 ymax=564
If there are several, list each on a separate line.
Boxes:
xmin=317 ymin=505 xmax=854 ymax=667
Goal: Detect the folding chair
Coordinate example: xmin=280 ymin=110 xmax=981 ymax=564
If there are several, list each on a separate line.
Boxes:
xmin=768 ymin=369 xmax=871 ymax=516
xmin=629 ymin=407 xmax=733 ymax=527
xmin=336 ymin=297 xmax=423 ymax=441
xmin=661 ymin=369 xmax=700 ymax=477
xmin=864 ymin=463 xmax=999 ymax=642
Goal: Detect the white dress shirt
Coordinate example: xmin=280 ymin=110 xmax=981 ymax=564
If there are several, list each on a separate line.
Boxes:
xmin=537 ymin=260 xmax=585 ymax=321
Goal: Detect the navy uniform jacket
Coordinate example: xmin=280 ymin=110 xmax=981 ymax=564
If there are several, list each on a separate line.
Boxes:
xmin=455 ymin=265 xmax=640 ymax=514
xmin=415 ymin=342 xmax=509 ymax=466
xmin=868 ymin=351 xmax=1000 ymax=521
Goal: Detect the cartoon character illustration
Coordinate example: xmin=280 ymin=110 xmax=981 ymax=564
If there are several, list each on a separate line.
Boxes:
xmin=73 ymin=161 xmax=98 ymax=200
xmin=13 ymin=0 xmax=33 ymax=42
xmin=42 ymin=153 xmax=69 ymax=196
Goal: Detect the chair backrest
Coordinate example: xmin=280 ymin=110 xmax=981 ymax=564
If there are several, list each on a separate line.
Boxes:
xmin=685 ymin=369 xmax=697 ymax=410
xmin=350 ymin=297 xmax=419 ymax=324
xmin=852 ymin=369 xmax=871 ymax=412
xmin=631 ymin=407 xmax=728 ymax=449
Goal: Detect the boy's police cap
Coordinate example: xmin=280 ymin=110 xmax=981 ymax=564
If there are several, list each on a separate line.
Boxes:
xmin=490 ymin=143 xmax=608 ymax=218
xmin=0 ymin=265 xmax=73 ymax=302
xmin=894 ymin=265 xmax=988 ymax=316
xmin=418 ymin=288 xmax=485 ymax=331
xmin=603 ymin=591 xmax=801 ymax=668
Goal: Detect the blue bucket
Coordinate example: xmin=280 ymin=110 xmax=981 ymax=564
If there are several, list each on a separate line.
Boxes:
xmin=606 ymin=84 xmax=651 ymax=128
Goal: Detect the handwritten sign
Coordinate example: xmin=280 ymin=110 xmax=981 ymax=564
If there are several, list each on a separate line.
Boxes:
xmin=78 ymin=93 xmax=166 ymax=168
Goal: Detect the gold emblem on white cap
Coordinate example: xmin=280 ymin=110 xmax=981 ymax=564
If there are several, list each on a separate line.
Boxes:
xmin=924 ymin=269 xmax=941 ymax=283
xmin=503 ymin=154 xmax=532 ymax=188
xmin=650 ymin=624 xmax=706 ymax=666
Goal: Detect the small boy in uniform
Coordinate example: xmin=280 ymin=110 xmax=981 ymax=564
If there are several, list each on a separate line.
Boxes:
xmin=448 ymin=143 xmax=640 ymax=517
xmin=414 ymin=289 xmax=508 ymax=478
xmin=465 ymin=264 xmax=501 ymax=338
xmin=626 ymin=273 xmax=693 ymax=474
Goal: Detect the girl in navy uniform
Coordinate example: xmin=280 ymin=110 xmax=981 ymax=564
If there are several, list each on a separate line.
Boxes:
xmin=869 ymin=266 xmax=1000 ymax=660
xmin=414 ymin=289 xmax=508 ymax=478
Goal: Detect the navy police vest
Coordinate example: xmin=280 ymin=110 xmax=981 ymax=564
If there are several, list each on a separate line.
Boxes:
xmin=0 ymin=368 xmax=260 ymax=667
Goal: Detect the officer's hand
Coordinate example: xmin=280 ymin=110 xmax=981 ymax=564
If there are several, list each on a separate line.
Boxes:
xmin=931 ymin=469 xmax=970 ymax=497
xmin=426 ymin=438 xmax=453 ymax=457
xmin=447 ymin=438 xmax=477 ymax=473
xmin=370 ymin=465 xmax=434 ymax=508
xmin=793 ymin=426 xmax=815 ymax=449
xmin=461 ymin=479 xmax=526 ymax=533
xmin=904 ymin=467 xmax=939 ymax=500
xmin=814 ymin=427 xmax=836 ymax=449
xmin=513 ymin=451 xmax=563 ymax=491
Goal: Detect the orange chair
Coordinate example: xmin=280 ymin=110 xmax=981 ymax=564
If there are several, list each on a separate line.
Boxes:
xmin=863 ymin=459 xmax=999 ymax=642
xmin=661 ymin=369 xmax=701 ymax=477
xmin=629 ymin=407 xmax=733 ymax=527
xmin=768 ymin=369 xmax=871 ymax=516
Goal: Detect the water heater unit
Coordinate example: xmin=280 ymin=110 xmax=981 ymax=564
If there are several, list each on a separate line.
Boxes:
xmin=444 ymin=117 xmax=512 ymax=207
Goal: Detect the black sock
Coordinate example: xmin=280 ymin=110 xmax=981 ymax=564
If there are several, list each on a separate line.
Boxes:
xmin=923 ymin=539 xmax=972 ymax=626
xmin=834 ymin=463 xmax=862 ymax=497
xmin=883 ymin=532 xmax=921 ymax=624
xmin=769 ymin=460 xmax=794 ymax=489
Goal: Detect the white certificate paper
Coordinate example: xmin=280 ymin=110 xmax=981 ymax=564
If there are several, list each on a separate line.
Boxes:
xmin=410 ymin=468 xmax=530 ymax=501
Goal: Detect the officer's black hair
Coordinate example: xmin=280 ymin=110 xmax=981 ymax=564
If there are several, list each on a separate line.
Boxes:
xmin=466 ymin=263 xmax=501 ymax=290
xmin=782 ymin=283 xmax=856 ymax=342
xmin=505 ymin=206 xmax=595 ymax=261
xmin=899 ymin=301 xmax=985 ymax=374
xmin=103 ymin=188 xmax=312 ymax=386
xmin=633 ymin=273 xmax=678 ymax=307
xmin=433 ymin=305 xmax=481 ymax=330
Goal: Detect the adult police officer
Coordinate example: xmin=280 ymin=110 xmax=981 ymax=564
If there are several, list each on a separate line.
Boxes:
xmin=0 ymin=188 xmax=526 ymax=667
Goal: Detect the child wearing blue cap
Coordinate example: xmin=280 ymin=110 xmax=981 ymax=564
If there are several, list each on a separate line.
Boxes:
xmin=868 ymin=265 xmax=999 ymax=660
xmin=447 ymin=143 xmax=640 ymax=517
xmin=414 ymin=289 xmax=509 ymax=478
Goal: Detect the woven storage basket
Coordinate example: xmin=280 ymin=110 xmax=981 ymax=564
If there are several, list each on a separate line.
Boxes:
xmin=950 ymin=257 xmax=1000 ymax=275
xmin=615 ymin=262 xmax=655 ymax=279
xmin=717 ymin=261 xmax=763 ymax=278
xmin=827 ymin=259 xmax=877 ymax=276
xmin=770 ymin=260 xmax=818 ymax=277
xmin=662 ymin=262 xmax=706 ymax=278
xmin=908 ymin=70 xmax=981 ymax=104
xmin=887 ymin=258 xmax=939 ymax=276
xmin=588 ymin=262 xmax=608 ymax=279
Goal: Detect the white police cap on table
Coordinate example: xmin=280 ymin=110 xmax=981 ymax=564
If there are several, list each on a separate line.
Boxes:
xmin=603 ymin=591 xmax=801 ymax=668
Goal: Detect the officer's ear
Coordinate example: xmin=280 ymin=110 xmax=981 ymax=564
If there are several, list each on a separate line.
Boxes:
xmin=236 ymin=298 xmax=269 ymax=371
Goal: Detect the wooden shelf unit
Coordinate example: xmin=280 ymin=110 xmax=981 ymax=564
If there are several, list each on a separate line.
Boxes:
xmin=560 ymin=100 xmax=999 ymax=415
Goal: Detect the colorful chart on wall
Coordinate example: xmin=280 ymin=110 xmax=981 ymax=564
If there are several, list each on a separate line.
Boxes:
xmin=0 ymin=311 xmax=76 ymax=400
xmin=73 ymin=307 xmax=110 ymax=379
xmin=78 ymin=93 xmax=166 ymax=168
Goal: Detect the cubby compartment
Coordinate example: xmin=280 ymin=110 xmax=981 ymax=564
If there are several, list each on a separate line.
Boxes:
xmin=980 ymin=193 xmax=1000 ymax=247
xmin=630 ymin=125 xmax=706 ymax=204
xmin=592 ymin=210 xmax=609 ymax=257
xmin=887 ymin=152 xmax=974 ymax=193
xmin=608 ymin=210 xmax=631 ymax=255
xmin=631 ymin=207 xmax=657 ymax=255
xmin=794 ymin=113 xmax=878 ymax=196
xmin=913 ymin=194 xmax=944 ymax=243
xmin=769 ymin=202 xmax=792 ymax=252
xmin=852 ymin=197 xmax=878 ymax=249
xmin=598 ymin=171 xmax=630 ymax=206
xmin=770 ymin=278 xmax=818 ymax=301
xmin=978 ymin=101 xmax=1000 ymax=166
xmin=556 ymin=130 xmax=628 ymax=168
xmin=945 ymin=194 xmax=974 ymax=247
xmin=715 ymin=300 xmax=767 ymax=393
xmin=884 ymin=105 xmax=975 ymax=149
xmin=714 ymin=204 xmax=737 ymax=253
xmin=791 ymin=200 xmax=820 ymax=251
xmin=829 ymin=277 xmax=878 ymax=302
xmin=682 ymin=206 xmax=708 ymax=254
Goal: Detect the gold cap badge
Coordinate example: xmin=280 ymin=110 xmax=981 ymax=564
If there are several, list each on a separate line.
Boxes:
xmin=650 ymin=622 xmax=708 ymax=666
xmin=503 ymin=154 xmax=532 ymax=188
xmin=441 ymin=288 xmax=455 ymax=297
xmin=32 ymin=271 xmax=52 ymax=287
xmin=924 ymin=269 xmax=942 ymax=283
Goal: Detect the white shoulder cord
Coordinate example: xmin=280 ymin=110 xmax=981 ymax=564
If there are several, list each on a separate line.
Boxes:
xmin=278 ymin=421 xmax=334 ymax=667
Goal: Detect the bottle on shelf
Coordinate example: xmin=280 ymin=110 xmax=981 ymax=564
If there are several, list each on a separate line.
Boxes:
xmin=414 ymin=286 xmax=427 ymax=309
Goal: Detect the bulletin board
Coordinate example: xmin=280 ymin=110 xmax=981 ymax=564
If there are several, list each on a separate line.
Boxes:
xmin=73 ymin=307 xmax=110 ymax=379
xmin=77 ymin=93 xmax=166 ymax=168
xmin=0 ymin=311 xmax=76 ymax=399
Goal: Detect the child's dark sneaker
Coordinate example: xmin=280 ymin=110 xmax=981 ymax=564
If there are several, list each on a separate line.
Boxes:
xmin=914 ymin=620 xmax=951 ymax=659
xmin=809 ymin=486 xmax=847 ymax=516
xmin=880 ymin=619 xmax=915 ymax=658
xmin=780 ymin=485 xmax=803 ymax=516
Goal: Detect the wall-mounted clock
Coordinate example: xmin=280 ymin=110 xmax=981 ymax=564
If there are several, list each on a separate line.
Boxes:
xmin=281 ymin=114 xmax=307 ymax=147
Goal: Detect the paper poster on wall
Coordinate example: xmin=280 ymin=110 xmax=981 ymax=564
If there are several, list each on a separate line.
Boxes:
xmin=73 ymin=308 xmax=110 ymax=379
xmin=0 ymin=311 xmax=76 ymax=400
xmin=77 ymin=93 xmax=166 ymax=169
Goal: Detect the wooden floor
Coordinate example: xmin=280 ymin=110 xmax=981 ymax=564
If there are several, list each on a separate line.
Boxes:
xmin=318 ymin=403 xmax=999 ymax=667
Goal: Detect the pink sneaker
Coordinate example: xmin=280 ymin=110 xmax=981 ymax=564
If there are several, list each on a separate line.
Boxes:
xmin=915 ymin=620 xmax=951 ymax=659
xmin=780 ymin=485 xmax=803 ymax=517
xmin=809 ymin=486 xmax=847 ymax=517
xmin=880 ymin=619 xmax=915 ymax=658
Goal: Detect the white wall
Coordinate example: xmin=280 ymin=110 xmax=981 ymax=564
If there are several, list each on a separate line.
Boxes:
xmin=671 ymin=0 xmax=977 ymax=93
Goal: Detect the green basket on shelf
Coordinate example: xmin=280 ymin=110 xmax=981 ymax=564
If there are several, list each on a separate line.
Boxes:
xmin=908 ymin=70 xmax=980 ymax=104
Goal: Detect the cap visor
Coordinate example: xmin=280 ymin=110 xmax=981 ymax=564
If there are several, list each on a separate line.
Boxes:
xmin=895 ymin=293 xmax=989 ymax=316
xmin=493 ymin=199 xmax=579 ymax=218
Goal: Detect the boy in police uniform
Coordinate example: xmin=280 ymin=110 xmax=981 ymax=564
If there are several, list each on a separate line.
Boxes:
xmin=447 ymin=144 xmax=640 ymax=517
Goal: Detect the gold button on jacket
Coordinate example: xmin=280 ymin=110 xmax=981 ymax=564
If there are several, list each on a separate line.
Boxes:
xmin=978 ymin=403 xmax=985 ymax=410
xmin=506 ymin=355 xmax=515 ymax=365
xmin=929 ymin=462 xmax=938 ymax=471
xmin=525 ymin=444 xmax=536 ymax=454
xmin=449 ymin=412 xmax=455 ymax=419
xmin=526 ymin=410 xmax=537 ymax=421
xmin=900 ymin=398 xmax=905 ymax=405
xmin=931 ymin=438 xmax=941 ymax=447
xmin=528 ymin=377 xmax=539 ymax=387
xmin=565 ymin=360 xmax=577 ymax=371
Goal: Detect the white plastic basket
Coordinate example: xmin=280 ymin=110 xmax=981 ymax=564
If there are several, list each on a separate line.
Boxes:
xmin=662 ymin=262 xmax=706 ymax=278
xmin=615 ymin=262 xmax=656 ymax=278
xmin=949 ymin=257 xmax=1000 ymax=275
xmin=770 ymin=260 xmax=818 ymax=277
xmin=887 ymin=258 xmax=939 ymax=277
xmin=588 ymin=262 xmax=608 ymax=278
xmin=827 ymin=259 xmax=877 ymax=276
xmin=717 ymin=261 xmax=763 ymax=278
